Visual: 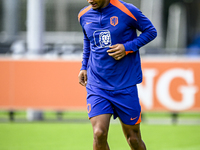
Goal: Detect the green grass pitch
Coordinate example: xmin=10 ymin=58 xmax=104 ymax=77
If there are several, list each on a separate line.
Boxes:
xmin=0 ymin=123 xmax=200 ymax=150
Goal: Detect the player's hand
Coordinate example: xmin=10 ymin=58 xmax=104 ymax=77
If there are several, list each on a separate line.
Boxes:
xmin=107 ymin=44 xmax=126 ymax=60
xmin=78 ymin=70 xmax=87 ymax=87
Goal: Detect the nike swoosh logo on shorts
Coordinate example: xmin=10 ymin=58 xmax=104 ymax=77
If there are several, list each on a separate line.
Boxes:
xmin=130 ymin=116 xmax=138 ymax=121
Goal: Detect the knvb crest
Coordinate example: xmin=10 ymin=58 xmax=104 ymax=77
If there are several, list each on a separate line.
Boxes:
xmin=87 ymin=104 xmax=91 ymax=113
xmin=110 ymin=16 xmax=118 ymax=26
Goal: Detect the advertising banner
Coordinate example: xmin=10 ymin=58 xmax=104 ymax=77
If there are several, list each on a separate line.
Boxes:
xmin=0 ymin=58 xmax=199 ymax=111
xmin=139 ymin=59 xmax=200 ymax=111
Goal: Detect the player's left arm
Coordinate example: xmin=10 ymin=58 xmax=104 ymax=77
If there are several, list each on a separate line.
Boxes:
xmin=107 ymin=5 xmax=157 ymax=60
xmin=107 ymin=44 xmax=126 ymax=60
xmin=123 ymin=5 xmax=157 ymax=54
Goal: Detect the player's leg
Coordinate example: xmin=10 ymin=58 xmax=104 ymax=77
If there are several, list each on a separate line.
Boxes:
xmin=90 ymin=114 xmax=112 ymax=150
xmin=86 ymin=84 xmax=114 ymax=149
xmin=109 ymin=85 xmax=145 ymax=150
xmin=120 ymin=122 xmax=146 ymax=150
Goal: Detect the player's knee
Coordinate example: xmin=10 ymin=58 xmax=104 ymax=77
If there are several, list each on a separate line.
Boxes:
xmin=127 ymin=136 xmax=140 ymax=149
xmin=93 ymin=128 xmax=108 ymax=141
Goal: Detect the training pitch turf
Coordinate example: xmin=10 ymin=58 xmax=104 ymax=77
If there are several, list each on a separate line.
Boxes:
xmin=0 ymin=122 xmax=199 ymax=150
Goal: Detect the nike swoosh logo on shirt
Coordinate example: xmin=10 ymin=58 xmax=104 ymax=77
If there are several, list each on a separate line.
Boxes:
xmin=86 ymin=22 xmax=92 ymax=25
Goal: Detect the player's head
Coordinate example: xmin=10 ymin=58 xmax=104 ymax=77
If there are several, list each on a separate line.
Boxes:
xmin=87 ymin=0 xmax=110 ymax=10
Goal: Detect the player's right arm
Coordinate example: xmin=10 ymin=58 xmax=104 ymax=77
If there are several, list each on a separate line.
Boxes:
xmin=80 ymin=29 xmax=90 ymax=70
xmin=78 ymin=29 xmax=90 ymax=87
xmin=78 ymin=7 xmax=92 ymax=86
xmin=78 ymin=70 xmax=87 ymax=86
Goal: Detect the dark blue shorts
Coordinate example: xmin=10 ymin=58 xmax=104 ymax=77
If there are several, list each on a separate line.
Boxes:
xmin=86 ymin=84 xmax=141 ymax=125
